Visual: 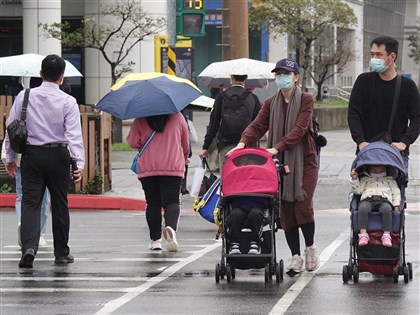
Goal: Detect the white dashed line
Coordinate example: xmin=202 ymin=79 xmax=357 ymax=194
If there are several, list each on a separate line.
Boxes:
xmin=269 ymin=229 xmax=350 ymax=315
xmin=95 ymin=242 xmax=221 ymax=315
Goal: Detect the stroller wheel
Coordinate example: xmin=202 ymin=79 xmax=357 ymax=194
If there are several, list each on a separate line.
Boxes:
xmin=215 ymin=263 xmax=221 ymax=283
xmin=408 ymin=262 xmax=413 ymax=280
xmin=226 ymin=265 xmax=232 ymax=283
xmin=220 ymin=263 xmax=225 ymax=280
xmin=393 ymin=266 xmax=399 ymax=283
xmin=342 ymin=265 xmax=349 ymax=283
xmin=352 ymin=266 xmax=359 ymax=283
xmin=264 ymin=264 xmax=270 ymax=283
xmin=276 ymin=260 xmax=284 ymax=283
xmin=231 ymin=267 xmax=236 ymax=279
xmin=403 ymin=266 xmax=409 ymax=284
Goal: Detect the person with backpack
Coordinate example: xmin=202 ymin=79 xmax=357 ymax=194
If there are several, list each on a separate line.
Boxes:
xmin=228 ymin=58 xmax=320 ymax=276
xmin=199 ymin=74 xmax=261 ymax=167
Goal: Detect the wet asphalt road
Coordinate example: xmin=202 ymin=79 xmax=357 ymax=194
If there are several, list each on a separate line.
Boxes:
xmin=0 ymin=207 xmax=419 ymax=314
xmin=1 ymin=110 xmax=420 ymax=314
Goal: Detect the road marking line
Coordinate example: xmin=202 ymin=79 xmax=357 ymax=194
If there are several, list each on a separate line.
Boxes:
xmin=269 ymin=229 xmax=349 ymax=315
xmin=0 ymin=276 xmax=149 ymax=282
xmin=0 ymin=288 xmax=136 ymax=293
xmin=95 ymin=241 xmax=221 ymax=315
xmin=0 ymin=257 xmax=186 ymax=262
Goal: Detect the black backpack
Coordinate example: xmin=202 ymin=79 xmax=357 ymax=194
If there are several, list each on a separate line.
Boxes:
xmin=220 ymin=90 xmax=255 ymax=140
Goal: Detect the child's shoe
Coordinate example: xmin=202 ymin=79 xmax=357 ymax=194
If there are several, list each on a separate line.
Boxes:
xmin=358 ymin=232 xmax=369 ymax=246
xmin=229 ymin=243 xmax=241 ymax=254
xmin=248 ymin=242 xmax=260 ymax=254
xmin=381 ymin=233 xmax=392 ymax=247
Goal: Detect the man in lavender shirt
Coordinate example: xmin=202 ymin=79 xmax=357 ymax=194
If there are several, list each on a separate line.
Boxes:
xmin=4 ymin=54 xmax=85 ymax=268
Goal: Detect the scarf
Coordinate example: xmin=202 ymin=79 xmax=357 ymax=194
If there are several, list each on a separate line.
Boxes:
xmin=267 ymin=86 xmax=307 ymax=202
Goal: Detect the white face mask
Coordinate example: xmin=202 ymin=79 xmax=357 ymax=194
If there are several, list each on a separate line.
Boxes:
xmin=371 ymin=171 xmax=386 ymax=178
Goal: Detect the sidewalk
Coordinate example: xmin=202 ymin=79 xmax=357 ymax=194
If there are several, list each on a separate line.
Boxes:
xmin=104 ymin=110 xmax=420 ymax=206
xmin=1 ymin=111 xmax=418 ymax=210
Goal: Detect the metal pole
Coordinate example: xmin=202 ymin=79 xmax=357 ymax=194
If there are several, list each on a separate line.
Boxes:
xmin=167 ymin=0 xmax=176 ymax=75
xmin=221 ymin=0 xmax=231 ymax=60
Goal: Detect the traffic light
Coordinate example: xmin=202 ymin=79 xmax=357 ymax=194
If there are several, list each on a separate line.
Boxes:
xmin=176 ymin=0 xmax=206 ymax=38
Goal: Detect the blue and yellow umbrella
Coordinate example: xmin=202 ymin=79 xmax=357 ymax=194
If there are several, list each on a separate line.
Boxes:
xmin=95 ymin=72 xmax=202 ymax=119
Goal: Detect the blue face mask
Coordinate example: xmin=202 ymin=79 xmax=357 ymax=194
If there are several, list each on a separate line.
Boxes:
xmin=370 ymin=57 xmax=389 ymax=73
xmin=275 ymin=74 xmax=293 ymax=91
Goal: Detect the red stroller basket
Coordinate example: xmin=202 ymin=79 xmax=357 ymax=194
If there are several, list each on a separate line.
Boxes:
xmin=221 ymin=148 xmax=279 ymax=196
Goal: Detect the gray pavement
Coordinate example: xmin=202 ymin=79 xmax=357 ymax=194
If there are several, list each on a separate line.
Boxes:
xmin=1 ymin=110 xmax=420 ymax=315
xmin=107 ymin=110 xmax=420 ymax=208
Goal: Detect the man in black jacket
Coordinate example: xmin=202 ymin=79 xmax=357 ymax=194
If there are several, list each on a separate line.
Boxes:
xmin=199 ymin=75 xmax=261 ymax=168
xmin=347 ymin=35 xmax=420 ymax=161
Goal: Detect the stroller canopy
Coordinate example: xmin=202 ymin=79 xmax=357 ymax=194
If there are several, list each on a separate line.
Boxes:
xmin=222 ymin=148 xmax=278 ymax=196
xmin=351 ymin=142 xmax=408 ymax=181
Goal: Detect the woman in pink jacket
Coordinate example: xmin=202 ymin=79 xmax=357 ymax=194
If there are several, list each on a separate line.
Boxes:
xmin=127 ymin=113 xmax=190 ymax=252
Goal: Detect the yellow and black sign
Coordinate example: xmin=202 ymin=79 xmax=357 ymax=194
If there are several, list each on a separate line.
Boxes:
xmin=167 ymin=46 xmax=176 ymax=76
xmin=154 ymin=35 xmax=193 ymax=80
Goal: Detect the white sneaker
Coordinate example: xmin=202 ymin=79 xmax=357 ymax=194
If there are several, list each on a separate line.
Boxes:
xmin=148 ymin=239 xmax=162 ymax=251
xmin=286 ymin=254 xmax=304 ymax=273
xmin=163 ymin=226 xmax=178 ymax=252
xmin=17 ymin=223 xmax=22 ymax=248
xmin=305 ymin=245 xmax=320 ymax=271
xmin=39 ymin=235 xmax=47 ymax=247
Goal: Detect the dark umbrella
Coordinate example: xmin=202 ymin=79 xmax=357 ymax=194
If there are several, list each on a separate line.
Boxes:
xmin=95 ymin=72 xmax=202 ymax=119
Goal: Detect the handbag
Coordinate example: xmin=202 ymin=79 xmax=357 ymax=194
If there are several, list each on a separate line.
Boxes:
xmin=130 ymin=131 xmax=156 ymax=174
xmin=193 ymin=177 xmax=221 ymax=224
xmin=369 ymin=75 xmax=401 ymax=144
xmin=199 ymin=159 xmax=217 ymax=197
xmin=311 ymin=115 xmax=327 ymax=154
xmin=6 ymin=89 xmax=30 ymax=153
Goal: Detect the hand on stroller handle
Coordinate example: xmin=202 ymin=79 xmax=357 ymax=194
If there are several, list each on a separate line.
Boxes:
xmin=226 ymin=143 xmax=283 ymax=158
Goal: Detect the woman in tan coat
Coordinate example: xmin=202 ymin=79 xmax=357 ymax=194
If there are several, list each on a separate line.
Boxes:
xmin=228 ymin=58 xmax=319 ymax=276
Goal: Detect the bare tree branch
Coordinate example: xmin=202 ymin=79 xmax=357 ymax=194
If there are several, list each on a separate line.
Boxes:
xmin=39 ymin=0 xmax=166 ymax=85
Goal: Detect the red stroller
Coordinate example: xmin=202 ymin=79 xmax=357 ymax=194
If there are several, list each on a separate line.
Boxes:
xmin=215 ymin=148 xmax=287 ymax=283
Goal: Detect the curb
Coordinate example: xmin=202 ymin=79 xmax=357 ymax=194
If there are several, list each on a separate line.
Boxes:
xmin=0 ymin=193 xmax=146 ymax=211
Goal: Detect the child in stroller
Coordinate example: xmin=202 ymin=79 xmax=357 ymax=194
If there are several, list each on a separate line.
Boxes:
xmin=343 ymin=142 xmax=413 ymax=284
xmin=350 ymin=164 xmax=401 ymax=247
xmin=225 ymin=197 xmax=269 ymax=254
xmin=215 ymin=148 xmax=285 ymax=283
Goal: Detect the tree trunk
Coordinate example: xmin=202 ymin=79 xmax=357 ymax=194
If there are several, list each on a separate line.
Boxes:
xmin=110 ymin=64 xmax=122 ymax=143
xmin=316 ymin=83 xmax=322 ymax=102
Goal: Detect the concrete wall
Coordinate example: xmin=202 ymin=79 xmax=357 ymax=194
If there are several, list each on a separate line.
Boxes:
xmin=314 ymin=107 xmax=348 ymax=131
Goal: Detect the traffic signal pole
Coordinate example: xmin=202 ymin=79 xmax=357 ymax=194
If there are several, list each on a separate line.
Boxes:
xmin=167 ymin=0 xmax=177 ymax=75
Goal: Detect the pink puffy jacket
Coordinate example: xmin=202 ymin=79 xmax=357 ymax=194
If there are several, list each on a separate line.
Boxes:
xmin=126 ymin=113 xmax=190 ymax=179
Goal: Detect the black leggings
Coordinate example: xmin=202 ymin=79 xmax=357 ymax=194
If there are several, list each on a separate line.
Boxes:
xmin=140 ymin=176 xmax=182 ymax=241
xmin=284 ymin=222 xmax=315 ymax=256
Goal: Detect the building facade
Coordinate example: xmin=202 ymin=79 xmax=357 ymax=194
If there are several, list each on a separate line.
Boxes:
xmin=0 ymin=0 xmax=418 ymax=105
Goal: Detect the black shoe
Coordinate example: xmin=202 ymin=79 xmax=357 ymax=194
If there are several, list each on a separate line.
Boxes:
xmin=55 ymin=255 xmax=74 ymax=264
xmin=19 ymin=248 xmax=35 ymax=268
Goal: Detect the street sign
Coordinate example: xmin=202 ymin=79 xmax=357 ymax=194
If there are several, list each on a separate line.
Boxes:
xmin=154 ymin=35 xmax=194 ymax=80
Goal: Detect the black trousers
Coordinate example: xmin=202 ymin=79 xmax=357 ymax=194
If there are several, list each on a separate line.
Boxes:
xmin=140 ymin=176 xmax=182 ymax=241
xmin=226 ymin=207 xmax=264 ymax=243
xmin=284 ymin=222 xmax=315 ymax=256
xmin=20 ymin=146 xmax=71 ymax=257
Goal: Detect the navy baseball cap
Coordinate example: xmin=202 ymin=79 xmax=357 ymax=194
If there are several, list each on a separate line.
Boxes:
xmin=271 ymin=58 xmax=300 ymax=73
